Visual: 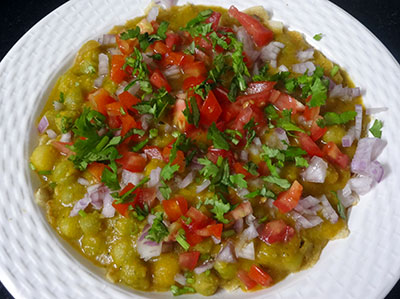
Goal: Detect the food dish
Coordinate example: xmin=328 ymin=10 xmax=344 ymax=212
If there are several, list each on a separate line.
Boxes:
xmin=0 ymin=0 xmax=400 ymax=299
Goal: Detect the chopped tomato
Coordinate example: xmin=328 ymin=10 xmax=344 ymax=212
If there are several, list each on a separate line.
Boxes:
xmin=303 ymin=104 xmax=320 ymax=121
xmin=236 ymin=82 xmax=276 ymax=108
xmin=183 ymin=228 xmax=204 ymax=246
xmin=106 ymin=101 xmax=125 ymax=117
xmin=310 ymin=117 xmax=327 ymax=141
xmin=248 ymin=265 xmax=273 ymax=287
xmin=206 ymin=147 xmax=235 ymax=166
xmin=258 ymin=219 xmax=295 ymax=244
xmin=135 ymin=187 xmax=158 ymax=209
xmin=182 ymin=61 xmax=207 ymax=78
xmin=112 ymin=202 xmax=134 ymax=217
xmin=232 ymin=105 xmax=264 ymax=132
xmin=228 ymin=6 xmax=274 ymax=47
xmin=152 ymin=41 xmax=170 ymax=55
xmin=163 ymin=51 xmax=186 ymax=66
xmin=143 ymin=146 xmax=163 ymax=160
xmin=116 ymin=34 xmax=136 ymax=55
xmin=205 ymin=11 xmax=221 ymax=31
xmin=296 ymin=132 xmax=324 ymax=157
xmin=273 ymin=180 xmax=303 ymax=213
xmin=274 ymin=93 xmax=305 ymax=115
xmin=322 ymin=142 xmax=350 ymax=169
xmin=237 ymin=270 xmax=258 ymax=290
xmin=196 ymin=223 xmax=223 ymax=239
xmin=200 ymin=90 xmax=222 ymax=127
xmin=162 ymin=196 xmax=188 ymax=222
xmin=108 ymin=115 xmax=122 ymax=129
xmin=110 ymin=55 xmax=127 ymax=83
xmin=87 ymin=162 xmax=106 ymax=182
xmin=118 ymin=91 xmax=140 ymax=112
xmin=183 ymin=76 xmax=206 ymax=91
xmin=233 ymin=162 xmax=253 ymax=178
xmin=51 ymin=141 xmax=74 ymax=157
xmin=179 ymin=251 xmax=200 ymax=271
xmin=162 ymin=147 xmax=185 ymax=173
xmin=229 ymin=201 xmax=253 ymax=220
xmin=150 ymin=69 xmax=171 ymax=92
xmin=88 ymin=88 xmax=115 ymax=115
xmin=116 ymin=151 xmax=146 ymax=173
xmin=165 ymin=33 xmax=182 ymax=50
xmin=185 ymin=207 xmax=210 ymax=230
xmin=257 ymin=161 xmax=270 ymax=177
xmin=120 ymin=114 xmax=137 ymax=136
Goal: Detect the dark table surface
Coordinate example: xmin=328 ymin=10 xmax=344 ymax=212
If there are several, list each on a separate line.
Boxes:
xmin=1 ymin=0 xmax=399 ymax=298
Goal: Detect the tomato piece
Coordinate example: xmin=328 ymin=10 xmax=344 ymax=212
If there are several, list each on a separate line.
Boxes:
xmin=296 ymin=132 xmax=324 ymax=157
xmin=237 ymin=270 xmax=258 ymax=290
xmin=303 ymin=105 xmax=320 ymax=121
xmin=116 ymin=34 xmax=136 ymax=55
xmin=205 ymin=11 xmax=221 ymax=31
xmin=163 ymin=51 xmax=186 ymax=67
xmin=165 ymin=33 xmax=182 ymax=50
xmin=143 ymin=146 xmax=163 ymax=160
xmin=136 ymin=187 xmax=158 ymax=209
xmin=106 ymin=101 xmax=125 ymax=117
xmin=206 ymin=147 xmax=235 ymax=166
xmin=274 ymin=93 xmax=305 ymax=115
xmin=259 ymin=219 xmax=295 ymax=244
xmin=228 ymin=6 xmax=274 ymax=47
xmin=233 ymin=162 xmax=253 ymax=178
xmin=310 ymin=117 xmax=327 ymax=141
xmin=179 ymin=251 xmax=200 ymax=271
xmin=110 ymin=55 xmax=127 ymax=83
xmin=229 ymin=201 xmax=253 ymax=221
xmin=120 ymin=114 xmax=137 ymax=136
xmin=150 ymin=69 xmax=171 ymax=92
xmin=87 ymin=162 xmax=106 ymax=182
xmin=182 ymin=61 xmax=207 ymax=78
xmin=116 ymin=151 xmax=146 ymax=172
xmin=51 ymin=141 xmax=74 ymax=157
xmin=112 ymin=202 xmax=134 ymax=217
xmin=183 ymin=228 xmax=204 ymax=246
xmin=118 ymin=91 xmax=140 ymax=112
xmin=185 ymin=207 xmax=210 ymax=230
xmin=232 ymin=105 xmax=265 ymax=132
xmin=183 ymin=75 xmax=206 ymax=91
xmin=196 ymin=223 xmax=223 ymax=239
xmin=162 ymin=147 xmax=185 ymax=173
xmin=200 ymin=90 xmax=222 ymax=127
xmin=152 ymin=41 xmax=170 ymax=55
xmin=322 ymin=142 xmax=350 ymax=169
xmin=248 ymin=265 xmax=273 ymax=287
xmin=108 ymin=115 xmax=122 ymax=129
xmin=88 ymin=88 xmax=115 ymax=115
xmin=257 ymin=161 xmax=270 ymax=177
xmin=273 ymin=180 xmax=303 ymax=213
xmin=162 ymin=196 xmax=189 ymax=222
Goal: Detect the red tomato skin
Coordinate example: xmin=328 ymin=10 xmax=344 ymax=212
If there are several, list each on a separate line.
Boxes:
xmin=152 ymin=41 xmax=170 ymax=55
xmin=185 ymin=207 xmax=210 ymax=230
xmin=110 ymin=55 xmax=127 ymax=83
xmin=150 ymin=69 xmax=171 ymax=92
xmin=248 ymin=265 xmax=273 ymax=287
xmin=106 ymin=102 xmax=124 ymax=117
xmin=274 ymin=93 xmax=305 ymax=115
xmin=118 ymin=91 xmax=140 ymax=112
xmin=236 ymin=81 xmax=276 ymax=108
xmin=165 ymin=33 xmax=182 ymax=50
xmin=259 ymin=219 xmax=295 ymax=244
xmin=310 ymin=117 xmax=328 ymax=141
xmin=205 ymin=11 xmax=221 ymax=31
xmin=162 ymin=196 xmax=188 ymax=222
xmin=116 ymin=152 xmax=147 ymax=173
xmin=200 ymin=91 xmax=223 ymax=127
xmin=273 ymin=180 xmax=303 ymax=213
xmin=196 ymin=223 xmax=223 ymax=239
xmin=162 ymin=147 xmax=185 ymax=173
xmin=296 ymin=132 xmax=324 ymax=157
xmin=183 ymin=76 xmax=206 ymax=91
xmin=237 ymin=270 xmax=258 ymax=290
xmin=179 ymin=251 xmax=201 ymax=270
xmin=233 ymin=162 xmax=253 ymax=178
xmin=116 ymin=34 xmax=136 ymax=55
xmin=88 ymin=88 xmax=115 ymax=116
xmin=322 ymin=142 xmax=350 ymax=169
xmin=206 ymin=147 xmax=235 ymax=166
xmin=182 ymin=61 xmax=207 ymax=78
xmin=228 ymin=6 xmax=274 ymax=47
xmin=120 ymin=114 xmax=137 ymax=136
xmin=229 ymin=201 xmax=253 ymax=221
xmin=87 ymin=162 xmax=106 ymax=182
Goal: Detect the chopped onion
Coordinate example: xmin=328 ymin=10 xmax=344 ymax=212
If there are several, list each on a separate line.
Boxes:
xmin=297 ymin=48 xmax=314 ymax=62
xmin=319 ymin=195 xmax=338 ymax=224
xmin=115 ymin=81 xmax=128 ymax=96
xmin=98 ymin=53 xmax=109 ymax=76
xmin=248 ymin=144 xmax=261 ymax=156
xmin=329 ymin=84 xmax=361 ymax=100
xmin=211 ymin=236 xmax=221 ymax=244
xmin=366 ymin=107 xmax=388 ymax=115
xmin=155 ymin=0 xmax=177 ymax=9
xmin=70 ymin=195 xmax=91 ymax=216
xmin=233 ymin=218 xmax=244 ymax=234
xmin=46 ymin=129 xmax=57 ymax=139
xmin=102 ymin=191 xmax=115 ymax=218
xmin=194 ymin=260 xmax=215 ymax=274
xmin=241 ymin=223 xmax=259 ymax=241
xmin=367 ymin=160 xmax=384 ymax=183
xmin=53 ymin=101 xmax=64 ymax=111
xmin=121 ymin=170 xmax=144 ymax=187
xmin=137 ymin=226 xmax=162 ymax=261
xmin=38 ymin=116 xmax=49 ymax=133
xmin=163 ymin=65 xmax=181 ymax=78
xmin=94 ymin=76 xmax=104 ymax=88
xmin=98 ymin=34 xmax=116 ymax=45
xmin=240 ymin=150 xmax=249 ymax=162
xmin=294 ymin=195 xmax=321 ymax=216
xmin=77 ymin=178 xmax=89 ymax=186
xmin=140 ymin=114 xmax=153 ymax=131
xmin=235 ymin=241 xmax=255 ymax=260
xmin=245 ymin=214 xmax=256 ymax=226
xmin=237 ymin=188 xmax=249 ymax=199
xmin=292 ymin=61 xmax=316 ymax=76
xmin=174 ymin=273 xmax=186 ymax=286
xmin=351 ymin=137 xmax=387 ymax=177
xmin=342 ymin=126 xmax=355 ymax=147
xmin=253 ymin=137 xmax=262 ymax=146
xmin=217 ymin=242 xmax=237 ymax=263
xmin=354 ymin=105 xmax=363 ymax=140
xmin=235 ymin=26 xmax=260 ymax=63
xmin=301 ymin=156 xmax=328 ymax=183
xmin=108 ymin=47 xmax=122 ymax=56
xmin=289 ymin=211 xmax=322 ymax=230
xmin=349 ymin=176 xmax=374 ymax=195
xmin=127 ymin=81 xmax=140 ymax=95
xmin=278 ymin=64 xmax=289 ymax=72
xmin=260 ymin=41 xmax=285 ymax=64
xmin=60 ymin=132 xmax=72 ymax=143
xmin=196 ymin=180 xmax=210 ymax=193
xmin=147 ymin=6 xmax=159 ymax=22
xmin=177 ymin=172 xmax=195 ymax=189
xmin=148 ymin=167 xmax=162 ymax=188
xmin=337 ymin=186 xmax=357 ymax=208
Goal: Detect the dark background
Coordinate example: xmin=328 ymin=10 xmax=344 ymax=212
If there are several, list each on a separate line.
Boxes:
xmin=0 ymin=0 xmax=399 ymax=298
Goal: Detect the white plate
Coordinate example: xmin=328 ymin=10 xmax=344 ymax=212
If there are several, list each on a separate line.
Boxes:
xmin=0 ymin=0 xmax=399 ymax=298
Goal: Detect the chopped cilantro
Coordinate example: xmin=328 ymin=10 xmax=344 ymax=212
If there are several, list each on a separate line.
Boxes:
xmin=134 ymin=88 xmax=175 ymax=119
xmin=78 ymin=210 xmax=87 ymax=217
xmin=29 ymin=162 xmax=36 ymax=170
xmin=159 ymin=180 xmax=172 ymax=200
xmin=176 ymin=229 xmax=190 ymax=251
xmin=263 ymin=175 xmax=291 ymax=190
xmin=258 ymin=215 xmax=268 ymax=223
xmin=184 ymin=41 xmax=196 ymax=55
xmin=132 ymin=204 xmax=149 ymax=221
xmin=112 ymin=177 xmax=150 ymax=203
xmin=229 ymin=174 xmax=248 ymax=188
xmin=331 ymin=191 xmax=347 ymax=220
xmin=295 ymin=156 xmax=309 ymax=167
xmin=182 ymin=96 xmax=200 ymax=127
xmin=204 ymin=195 xmax=231 ymax=224
xmin=132 ymin=139 xmax=149 ymax=152
xmin=59 ymin=92 xmax=65 ymax=103
xmin=317 ymin=111 xmax=357 ymax=128
xmin=146 ymin=212 xmax=169 ymax=243
xmin=38 ymin=170 xmax=52 ymax=175
xmin=313 ymin=33 xmax=323 ymax=41
xmin=60 ymin=116 xmax=74 ymax=133
xmin=224 ymin=129 xmax=242 ymax=145
xmin=297 ymin=66 xmax=329 ymax=107
xmin=149 ymin=128 xmax=158 ymax=139
xmin=369 ymin=119 xmax=383 ymax=138
xmin=198 ymin=157 xmax=220 ymax=179
xmin=330 ymin=65 xmax=339 ymax=77
xmin=244 ymin=118 xmax=257 ymax=148
xmin=161 ymin=164 xmax=180 ymax=181
xmin=245 ymin=186 xmax=276 ymax=199
xmin=276 ymin=110 xmax=305 ymax=132
xmin=101 ymin=160 xmax=120 ymax=190
xmin=243 ymin=161 xmax=259 ymax=176
xmin=171 ymin=285 xmax=196 ymax=296
xmin=120 ymin=22 xmax=169 ymax=51
xmin=207 ymin=122 xmax=230 ymax=150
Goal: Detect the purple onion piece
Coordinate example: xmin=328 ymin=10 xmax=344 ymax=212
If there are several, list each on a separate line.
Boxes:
xmin=37 ymin=115 xmax=49 ymax=134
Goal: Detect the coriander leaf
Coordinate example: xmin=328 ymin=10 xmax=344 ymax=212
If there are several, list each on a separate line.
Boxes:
xmin=369 ymin=119 xmax=383 ymax=138
xmin=146 ymin=212 xmax=169 ymax=243
xmin=308 ymin=77 xmax=328 ymax=107
xmin=229 ymin=173 xmax=248 ymax=188
xmin=171 ymin=285 xmax=196 ymax=296
xmin=132 ymin=139 xmax=149 ymax=152
xmin=245 ymin=185 xmax=276 ymax=199
xmin=156 ymin=21 xmax=169 ymax=39
xmin=204 ymin=195 xmax=231 ymax=224
xmin=263 ymin=175 xmax=291 ymax=190
xmin=198 ymin=157 xmax=219 ymax=179
xmin=134 ymin=88 xmax=175 ymax=119
xmin=313 ymin=33 xmax=323 ymax=41
xmin=112 ymin=177 xmax=150 ymax=203
xmin=243 ymin=118 xmax=257 ymax=148
xmin=317 ymin=111 xmax=357 ymax=128
xmin=276 ymin=110 xmax=305 ymax=132
xmin=184 ymin=41 xmax=196 ymax=55
xmin=101 ymin=161 xmax=120 ymax=190
xmin=207 ymin=122 xmax=230 ymax=150
xmin=161 ymin=164 xmax=180 ymax=181
xmin=330 ymin=65 xmax=339 ymax=77
xmin=159 ymin=180 xmax=172 ymax=200
xmin=184 ymin=9 xmax=213 ymax=30
xmin=176 ymin=229 xmax=190 ymax=251
xmin=120 ymin=27 xmax=140 ymax=40
xmin=224 ymin=129 xmax=242 ymax=145
xmin=295 ymin=156 xmax=309 ymax=167
xmin=284 ymin=146 xmax=307 ymax=159
xmin=243 ymin=161 xmax=259 ymax=176
xmin=182 ymin=96 xmax=200 ymax=127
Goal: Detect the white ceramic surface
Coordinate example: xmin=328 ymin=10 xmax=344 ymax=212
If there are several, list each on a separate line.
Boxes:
xmin=0 ymin=0 xmax=399 ymax=298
